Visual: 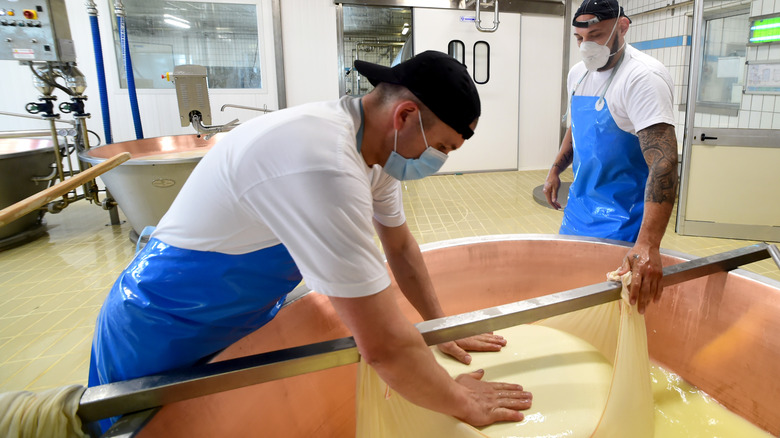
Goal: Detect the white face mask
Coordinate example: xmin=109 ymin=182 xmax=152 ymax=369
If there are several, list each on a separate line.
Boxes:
xmin=578 ymin=17 xmax=620 ymax=72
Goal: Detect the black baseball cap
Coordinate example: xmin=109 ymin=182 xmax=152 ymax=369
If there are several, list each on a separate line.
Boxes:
xmin=354 ymin=50 xmax=481 ymax=140
xmin=573 ymin=0 xmax=631 ymax=28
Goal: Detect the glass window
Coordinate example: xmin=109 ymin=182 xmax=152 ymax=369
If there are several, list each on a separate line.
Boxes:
xmin=473 ymin=41 xmax=490 ymax=84
xmin=697 ymin=11 xmax=749 ymax=112
xmin=341 ymin=5 xmax=411 ymax=96
xmin=448 ymin=40 xmax=465 ymax=64
xmin=113 ymin=1 xmax=262 ymax=89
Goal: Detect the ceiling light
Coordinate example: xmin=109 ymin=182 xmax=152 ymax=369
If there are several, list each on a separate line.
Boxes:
xmin=164 ymin=14 xmax=190 ymax=24
xmin=164 ymin=18 xmax=190 ymax=29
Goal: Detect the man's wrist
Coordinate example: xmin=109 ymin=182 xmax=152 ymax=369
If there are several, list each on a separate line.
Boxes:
xmin=633 ymin=236 xmax=660 ymax=250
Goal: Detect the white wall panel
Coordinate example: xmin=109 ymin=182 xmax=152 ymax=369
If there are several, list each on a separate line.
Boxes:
xmin=280 ymin=0 xmax=340 ymax=107
xmin=518 ymin=13 xmax=566 ymax=170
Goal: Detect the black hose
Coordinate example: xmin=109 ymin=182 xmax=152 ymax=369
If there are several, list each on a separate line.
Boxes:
xmin=88 ymin=130 xmax=102 ymax=147
xmin=28 ymin=63 xmax=74 ymax=97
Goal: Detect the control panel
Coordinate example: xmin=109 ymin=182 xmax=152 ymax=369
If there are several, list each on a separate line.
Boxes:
xmin=171 ymin=65 xmax=213 ymax=127
xmin=0 ymin=0 xmax=75 ymax=62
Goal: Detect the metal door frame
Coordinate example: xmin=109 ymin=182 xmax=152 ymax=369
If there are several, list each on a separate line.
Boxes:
xmin=676 ymin=0 xmax=780 ymax=241
xmin=334 ymin=0 xmax=570 ymax=146
xmin=334 ymin=0 xmax=563 ymax=15
xmin=676 ymin=0 xmax=705 ymax=235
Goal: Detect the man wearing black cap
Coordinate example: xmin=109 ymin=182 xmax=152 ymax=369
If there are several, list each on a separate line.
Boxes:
xmin=543 ymin=0 xmax=678 ymax=314
xmin=89 ymin=50 xmax=532 ymax=431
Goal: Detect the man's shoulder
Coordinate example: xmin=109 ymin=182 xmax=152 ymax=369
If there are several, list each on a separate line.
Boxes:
xmin=253 ymin=98 xmax=355 ymax=144
xmin=623 ymin=45 xmax=672 ymax=81
xmin=279 ymin=98 xmax=350 ymax=122
xmin=568 ymin=61 xmax=588 ymax=78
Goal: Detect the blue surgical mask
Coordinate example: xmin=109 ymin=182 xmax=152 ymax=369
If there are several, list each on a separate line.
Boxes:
xmin=383 ymin=112 xmax=448 ymax=181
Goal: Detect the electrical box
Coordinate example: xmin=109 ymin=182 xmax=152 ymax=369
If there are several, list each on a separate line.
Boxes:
xmin=0 ymin=0 xmax=75 ymax=62
xmin=172 ymin=65 xmax=212 ymax=128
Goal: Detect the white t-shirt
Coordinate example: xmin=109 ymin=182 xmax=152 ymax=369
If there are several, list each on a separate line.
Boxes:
xmin=567 ymin=44 xmax=675 ymax=135
xmin=153 ymin=96 xmax=405 ymax=298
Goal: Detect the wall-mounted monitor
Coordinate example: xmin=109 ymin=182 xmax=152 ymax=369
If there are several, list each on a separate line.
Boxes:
xmin=749 ymin=16 xmax=780 ymax=44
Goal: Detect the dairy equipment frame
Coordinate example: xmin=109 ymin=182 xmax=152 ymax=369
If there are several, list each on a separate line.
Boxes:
xmin=0 ymin=0 xmax=121 ymax=240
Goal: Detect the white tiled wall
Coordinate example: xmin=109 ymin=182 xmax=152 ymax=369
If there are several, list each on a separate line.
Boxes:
xmin=624 ymin=0 xmax=780 ymax=139
xmin=624 ymin=0 xmax=692 ymax=143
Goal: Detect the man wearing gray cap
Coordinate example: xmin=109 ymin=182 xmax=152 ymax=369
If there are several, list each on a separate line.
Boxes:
xmin=543 ymin=0 xmax=678 ymax=314
xmin=89 ymin=50 xmax=532 ymax=432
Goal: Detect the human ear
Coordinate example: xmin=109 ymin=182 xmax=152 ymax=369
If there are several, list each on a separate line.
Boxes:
xmin=392 ymin=101 xmax=418 ymax=131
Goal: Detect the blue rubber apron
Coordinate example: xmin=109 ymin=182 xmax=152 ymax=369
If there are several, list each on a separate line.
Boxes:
xmin=89 ymin=101 xmax=367 ymax=432
xmin=88 ymin=238 xmax=302 ymax=430
xmin=560 ymin=55 xmax=648 ymax=242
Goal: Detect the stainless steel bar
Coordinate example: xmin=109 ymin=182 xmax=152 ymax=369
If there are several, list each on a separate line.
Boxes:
xmin=48 ymin=119 xmax=67 ymax=190
xmin=78 ymin=338 xmax=360 ymax=423
xmin=675 ymin=0 xmax=704 ymax=235
xmin=0 ymin=110 xmax=77 ymax=126
xmin=0 ymin=130 xmax=54 ymax=139
xmin=422 ymin=243 xmax=772 ymax=345
xmin=333 ymin=0 xmax=564 ymax=16
xmin=77 ymin=243 xmax=772 ymax=423
xmin=271 ymin=0 xmax=287 ymax=110
xmin=420 ymin=280 xmax=621 ymax=345
xmin=768 ymin=244 xmax=780 ymax=270
xmin=220 ymin=104 xmax=274 ymax=113
xmin=660 ymin=243 xmax=772 ymax=286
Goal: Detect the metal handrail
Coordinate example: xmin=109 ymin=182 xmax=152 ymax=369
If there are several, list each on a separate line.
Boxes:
xmin=220 ymin=104 xmax=275 ymax=113
xmin=0 ymin=110 xmax=77 ymax=126
xmin=475 ymin=0 xmax=499 ymax=32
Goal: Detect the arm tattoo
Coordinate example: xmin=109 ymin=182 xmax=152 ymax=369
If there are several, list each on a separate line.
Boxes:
xmin=552 ymin=149 xmax=573 ymax=171
xmin=637 ymin=123 xmax=678 ymax=204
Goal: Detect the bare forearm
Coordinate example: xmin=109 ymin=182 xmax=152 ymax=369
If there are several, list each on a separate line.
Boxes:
xmin=366 ymin=320 xmax=468 ymax=415
xmin=636 ymin=123 xmax=678 ymax=247
xmin=550 ymin=127 xmax=574 ymax=176
xmin=636 ymin=201 xmax=674 ymax=248
xmin=329 ymin=294 xmax=468 ymax=418
xmin=376 ymin=220 xmax=446 ymax=320
xmin=387 ymin=255 xmax=445 ymax=320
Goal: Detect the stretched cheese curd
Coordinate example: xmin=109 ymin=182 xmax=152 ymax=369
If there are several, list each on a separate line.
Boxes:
xmin=357 ymin=324 xmax=773 ymax=438
xmin=357 ymin=271 xmax=773 ymax=437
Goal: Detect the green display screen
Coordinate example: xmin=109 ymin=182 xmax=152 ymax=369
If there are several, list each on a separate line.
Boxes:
xmin=750 ymin=17 xmax=780 ymax=44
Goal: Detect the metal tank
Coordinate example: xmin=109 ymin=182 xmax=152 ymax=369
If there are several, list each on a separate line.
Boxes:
xmin=94 ymin=235 xmax=779 ymax=437
xmin=80 ymin=134 xmax=222 ymax=242
xmin=0 ymin=138 xmax=55 ymax=249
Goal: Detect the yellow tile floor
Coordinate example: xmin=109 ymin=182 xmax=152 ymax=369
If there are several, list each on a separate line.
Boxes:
xmin=0 ymin=169 xmax=778 ymax=394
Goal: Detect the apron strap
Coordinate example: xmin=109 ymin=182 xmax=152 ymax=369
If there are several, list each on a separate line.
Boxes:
xmin=565 ymin=49 xmax=627 ymax=118
xmin=562 ymin=71 xmax=590 ymax=123
xmin=136 ymin=225 xmax=157 ymax=253
xmin=356 ymin=98 xmax=365 ymax=153
xmin=595 ymin=52 xmax=626 ymax=110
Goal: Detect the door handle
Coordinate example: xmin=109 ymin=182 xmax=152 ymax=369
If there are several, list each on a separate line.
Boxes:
xmin=701 ymin=133 xmax=718 ymax=141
